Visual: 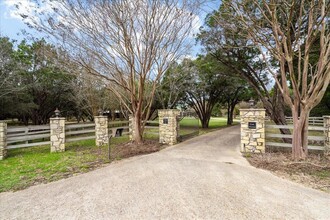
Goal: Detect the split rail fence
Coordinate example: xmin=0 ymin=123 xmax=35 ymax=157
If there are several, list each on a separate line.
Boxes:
xmin=1 ymin=109 xmax=198 ymax=160
xmin=6 ymin=121 xmax=130 ymax=149
xmin=266 ymin=117 xmax=329 ymax=151
xmin=144 ymin=120 xmax=160 ymax=137
xmin=7 ymin=125 xmax=51 ymax=150
xmin=285 ymin=116 xmax=324 ymax=126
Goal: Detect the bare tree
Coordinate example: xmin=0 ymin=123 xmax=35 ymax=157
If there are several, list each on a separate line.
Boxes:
xmin=22 ymin=0 xmax=204 ymax=143
xmin=218 ymin=0 xmax=330 ymax=159
xmin=69 ymin=74 xmax=122 ymax=121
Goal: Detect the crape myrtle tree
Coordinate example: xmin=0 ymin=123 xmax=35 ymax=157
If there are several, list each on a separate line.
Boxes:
xmin=205 ymin=0 xmax=330 ymax=159
xmin=21 ymin=0 xmax=205 ymax=144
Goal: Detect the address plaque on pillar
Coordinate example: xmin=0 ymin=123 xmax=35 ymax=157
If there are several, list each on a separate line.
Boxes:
xmin=248 ymin=122 xmax=256 ymax=129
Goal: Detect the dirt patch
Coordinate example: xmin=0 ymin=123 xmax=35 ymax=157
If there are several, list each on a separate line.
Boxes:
xmin=245 ymin=152 xmax=330 ymax=193
xmin=70 ymin=140 xmax=164 ymax=173
xmin=111 ymin=140 xmax=163 ymax=160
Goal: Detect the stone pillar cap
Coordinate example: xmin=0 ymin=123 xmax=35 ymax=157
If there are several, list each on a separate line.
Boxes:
xmin=158 ymin=109 xmax=180 ymax=111
xmin=239 ymin=108 xmax=266 ymax=111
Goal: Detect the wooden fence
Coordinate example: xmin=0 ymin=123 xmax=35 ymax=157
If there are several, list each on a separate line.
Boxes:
xmin=1 ymin=109 xmax=193 ymax=159
xmin=144 ymin=120 xmax=160 ymax=136
xmin=6 ymin=120 xmax=152 ymax=149
xmin=108 ymin=121 xmax=129 ymax=137
xmin=65 ymin=123 xmax=95 ymax=143
xmin=6 ymin=121 xmax=130 ymax=150
xmin=285 ymin=116 xmax=324 ymax=126
xmin=265 ymin=124 xmax=325 ymax=151
xmin=7 ymin=125 xmax=50 ymax=149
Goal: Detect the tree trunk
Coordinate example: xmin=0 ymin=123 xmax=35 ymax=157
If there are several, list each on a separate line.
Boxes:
xmin=263 ymin=87 xmax=291 ymax=143
xmin=201 ymin=116 xmax=209 ymax=128
xmin=227 ymin=102 xmax=235 ymax=125
xmin=291 ymin=107 xmax=309 ymax=160
xmin=133 ymin=112 xmax=143 ymax=144
xmin=201 ymin=119 xmax=209 ymax=128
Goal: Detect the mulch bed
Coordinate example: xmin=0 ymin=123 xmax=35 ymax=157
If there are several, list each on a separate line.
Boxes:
xmin=111 ymin=140 xmax=163 ymax=159
xmin=245 ymin=152 xmax=330 ymax=193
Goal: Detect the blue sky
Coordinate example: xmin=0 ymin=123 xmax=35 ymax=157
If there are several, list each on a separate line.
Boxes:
xmin=0 ymin=0 xmax=27 ymax=40
xmin=0 ymin=0 xmax=220 ymax=55
xmin=0 ymin=0 xmax=50 ymax=42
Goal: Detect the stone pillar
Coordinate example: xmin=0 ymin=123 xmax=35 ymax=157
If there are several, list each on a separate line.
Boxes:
xmin=240 ymin=109 xmax=266 ymax=153
xmin=158 ymin=109 xmax=180 ymax=145
xmin=129 ymin=115 xmax=135 ymax=141
xmin=324 ymin=116 xmax=330 ymax=153
xmin=95 ymin=116 xmax=109 ymax=146
xmin=50 ymin=117 xmax=65 ymax=152
xmin=0 ymin=122 xmax=7 ymax=160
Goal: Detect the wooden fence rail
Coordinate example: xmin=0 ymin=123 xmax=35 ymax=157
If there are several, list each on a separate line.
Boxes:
xmin=265 ymin=124 xmax=325 ymax=151
xmin=65 ymin=123 xmax=95 ymax=143
xmin=285 ymin=116 xmax=324 ymax=126
xmin=5 ymin=121 xmax=132 ymax=150
xmin=7 ymin=126 xmax=51 ymax=150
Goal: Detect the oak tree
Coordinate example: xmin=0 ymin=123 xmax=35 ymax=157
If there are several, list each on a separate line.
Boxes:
xmin=208 ymin=0 xmax=330 ymax=159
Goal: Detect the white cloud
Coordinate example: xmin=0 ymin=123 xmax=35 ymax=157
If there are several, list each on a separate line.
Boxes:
xmin=3 ymin=0 xmax=60 ymax=25
xmin=3 ymin=0 xmax=37 ymax=20
xmin=191 ymin=14 xmax=202 ymax=37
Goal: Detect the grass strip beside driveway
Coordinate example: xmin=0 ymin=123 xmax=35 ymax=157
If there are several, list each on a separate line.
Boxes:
xmin=0 ymin=117 xmax=237 ymax=192
xmin=0 ymin=137 xmax=128 ymax=192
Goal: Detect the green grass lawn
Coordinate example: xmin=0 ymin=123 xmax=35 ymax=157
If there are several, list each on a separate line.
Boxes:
xmin=179 ymin=117 xmax=238 ymax=129
xmin=179 ymin=117 xmax=239 ymax=136
xmin=0 ymin=136 xmax=129 ymax=192
xmin=0 ymin=117 xmax=238 ymax=192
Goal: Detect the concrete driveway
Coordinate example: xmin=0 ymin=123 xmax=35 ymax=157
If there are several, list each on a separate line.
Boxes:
xmin=0 ymin=126 xmax=329 ymax=220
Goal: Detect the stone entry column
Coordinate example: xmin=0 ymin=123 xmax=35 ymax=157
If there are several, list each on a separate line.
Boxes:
xmin=0 ymin=121 xmax=7 ymax=160
xmin=324 ymin=116 xmax=330 ymax=153
xmin=158 ymin=109 xmax=180 ymax=145
xmin=240 ymin=109 xmax=266 ymax=153
xmin=50 ymin=117 xmax=66 ymax=152
xmin=95 ymin=116 xmax=109 ymax=146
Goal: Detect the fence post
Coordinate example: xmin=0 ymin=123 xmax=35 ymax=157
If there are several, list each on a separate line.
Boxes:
xmin=158 ymin=109 xmax=180 ymax=145
xmin=95 ymin=116 xmax=109 ymax=146
xmin=50 ymin=117 xmax=66 ymax=152
xmin=129 ymin=115 xmax=135 ymax=141
xmin=0 ymin=121 xmax=7 ymax=160
xmin=324 ymin=116 xmax=330 ymax=153
xmin=240 ymin=109 xmax=266 ymax=153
